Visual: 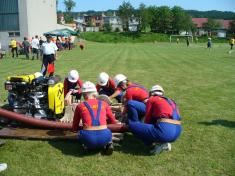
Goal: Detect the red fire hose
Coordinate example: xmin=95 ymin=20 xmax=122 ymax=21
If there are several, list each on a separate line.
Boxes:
xmin=0 ymin=108 xmax=128 ymax=132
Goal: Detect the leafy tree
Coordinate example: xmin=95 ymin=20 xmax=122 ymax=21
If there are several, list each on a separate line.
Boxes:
xmin=229 ymin=20 xmax=235 ymax=34
xmin=64 ymin=13 xmax=73 ymax=23
xmin=63 ymin=0 xmax=76 ymax=23
xmin=171 ymin=6 xmax=187 ymax=33
xmin=155 ymin=6 xmax=172 ymax=33
xmin=148 ymin=6 xmax=158 ymax=32
xmin=136 ymin=3 xmax=151 ymax=32
xmin=117 ymin=1 xmax=134 ymax=32
xmin=64 ymin=0 xmax=76 ymax=12
xmin=103 ymin=23 xmax=112 ymax=32
xmin=203 ymin=18 xmax=220 ymax=35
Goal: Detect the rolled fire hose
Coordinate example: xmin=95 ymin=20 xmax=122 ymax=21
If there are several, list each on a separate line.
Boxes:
xmin=0 ymin=108 xmax=128 ymax=132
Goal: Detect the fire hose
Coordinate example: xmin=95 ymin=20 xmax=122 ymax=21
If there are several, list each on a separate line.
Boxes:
xmin=0 ymin=108 xmax=128 ymax=132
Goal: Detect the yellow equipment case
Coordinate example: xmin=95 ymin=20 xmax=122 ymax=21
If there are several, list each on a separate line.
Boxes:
xmin=48 ymin=82 xmax=64 ymax=115
xmin=7 ymin=74 xmax=36 ymax=84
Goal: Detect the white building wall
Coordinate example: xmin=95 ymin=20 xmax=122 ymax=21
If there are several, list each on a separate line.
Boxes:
xmin=24 ymin=0 xmax=57 ymax=38
xmin=0 ymin=0 xmax=57 ymax=50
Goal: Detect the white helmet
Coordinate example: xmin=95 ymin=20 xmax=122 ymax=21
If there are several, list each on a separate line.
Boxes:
xmin=113 ymin=74 xmax=127 ymax=86
xmin=68 ymin=70 xmax=79 ymax=83
xmin=82 ymin=81 xmax=97 ymax=93
xmin=98 ymin=72 xmax=109 ymax=86
xmin=34 ymin=72 xmax=43 ymax=78
xmin=150 ymin=85 xmax=164 ymax=96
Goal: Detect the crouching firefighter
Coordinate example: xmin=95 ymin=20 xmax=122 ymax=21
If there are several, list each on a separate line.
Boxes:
xmin=128 ymin=85 xmax=182 ymax=155
xmin=64 ymin=70 xmax=83 ymax=105
xmin=96 ymin=72 xmax=122 ymax=103
xmin=113 ymin=74 xmax=149 ymax=122
xmin=72 ymin=81 xmax=119 ymax=154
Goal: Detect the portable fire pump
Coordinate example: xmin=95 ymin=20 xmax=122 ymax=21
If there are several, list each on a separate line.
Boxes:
xmin=4 ymin=73 xmax=65 ymax=119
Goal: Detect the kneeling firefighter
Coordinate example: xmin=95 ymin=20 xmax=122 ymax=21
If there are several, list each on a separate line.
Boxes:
xmin=113 ymin=74 xmax=149 ymax=122
xmin=64 ymin=70 xmax=83 ymax=105
xmin=128 ymin=85 xmax=182 ymax=154
xmin=96 ymin=72 xmax=122 ymax=103
xmin=72 ymin=81 xmax=119 ymax=154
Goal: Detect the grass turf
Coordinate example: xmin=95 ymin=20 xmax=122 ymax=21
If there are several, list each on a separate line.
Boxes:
xmin=0 ymin=42 xmax=234 ymax=176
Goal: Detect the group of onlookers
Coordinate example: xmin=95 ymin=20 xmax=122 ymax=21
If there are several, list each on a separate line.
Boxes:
xmin=9 ymin=36 xmax=44 ymax=59
xmin=8 ymin=35 xmax=75 ymax=60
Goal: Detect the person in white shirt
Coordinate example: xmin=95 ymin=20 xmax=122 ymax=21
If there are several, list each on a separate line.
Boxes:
xmin=31 ymin=35 xmax=40 ymax=60
xmin=41 ymin=35 xmax=58 ymax=76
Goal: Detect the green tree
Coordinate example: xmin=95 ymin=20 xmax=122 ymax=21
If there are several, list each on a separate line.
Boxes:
xmin=155 ymin=6 xmax=172 ymax=33
xmin=117 ymin=1 xmax=134 ymax=32
xmin=182 ymin=14 xmax=196 ymax=33
xmin=63 ymin=0 xmax=76 ymax=23
xmin=103 ymin=23 xmax=112 ymax=32
xmin=64 ymin=0 xmax=76 ymax=12
xmin=148 ymin=6 xmax=158 ymax=32
xmin=228 ymin=20 xmax=235 ymax=34
xmin=171 ymin=6 xmax=187 ymax=33
xmin=136 ymin=3 xmax=151 ymax=32
xmin=203 ymin=18 xmax=220 ymax=35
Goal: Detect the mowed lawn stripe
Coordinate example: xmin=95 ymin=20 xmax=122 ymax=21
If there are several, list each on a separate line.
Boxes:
xmin=0 ymin=42 xmax=234 ymax=176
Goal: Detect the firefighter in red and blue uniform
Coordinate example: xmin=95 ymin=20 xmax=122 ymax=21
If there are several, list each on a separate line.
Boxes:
xmin=72 ymin=81 xmax=119 ymax=153
xmin=128 ymin=85 xmax=182 ymax=154
xmin=64 ymin=70 xmax=83 ymax=105
xmin=96 ymin=72 xmax=122 ymax=103
xmin=113 ymin=74 xmax=149 ymax=122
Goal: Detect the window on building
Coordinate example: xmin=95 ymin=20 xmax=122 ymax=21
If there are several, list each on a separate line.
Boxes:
xmin=8 ymin=32 xmax=20 ymax=37
xmin=0 ymin=0 xmax=19 ymax=31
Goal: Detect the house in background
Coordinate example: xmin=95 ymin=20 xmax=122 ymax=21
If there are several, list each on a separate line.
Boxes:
xmin=103 ymin=12 xmax=123 ymax=32
xmin=74 ymin=14 xmax=101 ymax=32
xmin=215 ymin=19 xmax=232 ymax=38
xmin=129 ymin=16 xmax=139 ymax=32
xmin=192 ymin=18 xmax=232 ymax=38
xmin=0 ymin=0 xmax=57 ymax=50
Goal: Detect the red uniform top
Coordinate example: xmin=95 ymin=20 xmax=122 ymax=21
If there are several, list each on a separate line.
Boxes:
xmin=145 ymin=96 xmax=179 ymax=124
xmin=72 ymin=99 xmax=117 ymax=132
xmin=64 ymin=78 xmax=83 ymax=96
xmin=125 ymin=83 xmax=149 ymax=102
xmin=96 ymin=78 xmax=116 ymax=92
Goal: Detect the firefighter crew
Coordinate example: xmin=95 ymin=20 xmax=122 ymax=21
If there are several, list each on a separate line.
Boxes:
xmin=72 ymin=81 xmax=119 ymax=154
xmin=96 ymin=72 xmax=122 ymax=103
xmin=113 ymin=74 xmax=149 ymax=122
xmin=41 ymin=35 xmax=58 ymax=76
xmin=64 ymin=70 xmax=83 ymax=105
xmin=128 ymin=85 xmax=182 ymax=155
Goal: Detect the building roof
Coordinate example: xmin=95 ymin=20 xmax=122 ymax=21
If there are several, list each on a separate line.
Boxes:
xmin=192 ymin=18 xmax=208 ymax=28
xmin=192 ymin=18 xmax=232 ymax=29
xmin=215 ymin=19 xmax=232 ymax=29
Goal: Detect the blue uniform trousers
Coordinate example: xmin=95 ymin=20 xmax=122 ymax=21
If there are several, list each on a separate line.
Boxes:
xmin=78 ymin=129 xmax=112 ymax=149
xmin=129 ymin=121 xmax=182 ymax=145
xmin=127 ymin=100 xmax=146 ymax=122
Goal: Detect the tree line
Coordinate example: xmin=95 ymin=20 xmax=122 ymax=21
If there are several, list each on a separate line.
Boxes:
xmin=58 ymin=0 xmax=235 ymax=34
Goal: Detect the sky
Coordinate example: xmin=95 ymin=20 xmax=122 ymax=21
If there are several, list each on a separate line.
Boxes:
xmin=58 ymin=0 xmax=235 ymax=12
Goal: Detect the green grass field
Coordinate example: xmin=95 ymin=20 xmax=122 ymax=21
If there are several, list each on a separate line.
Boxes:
xmin=0 ymin=42 xmax=235 ymax=176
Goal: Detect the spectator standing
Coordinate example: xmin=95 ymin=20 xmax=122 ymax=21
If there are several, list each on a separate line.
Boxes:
xmin=186 ymin=37 xmax=189 ymax=47
xmin=39 ymin=36 xmax=45 ymax=59
xmin=31 ymin=35 xmax=40 ymax=60
xmin=10 ymin=38 xmax=18 ymax=58
xmin=207 ymin=38 xmax=212 ymax=49
xmin=230 ymin=37 xmax=234 ymax=50
xmin=41 ymin=35 xmax=58 ymax=76
xmin=22 ymin=37 xmax=31 ymax=59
